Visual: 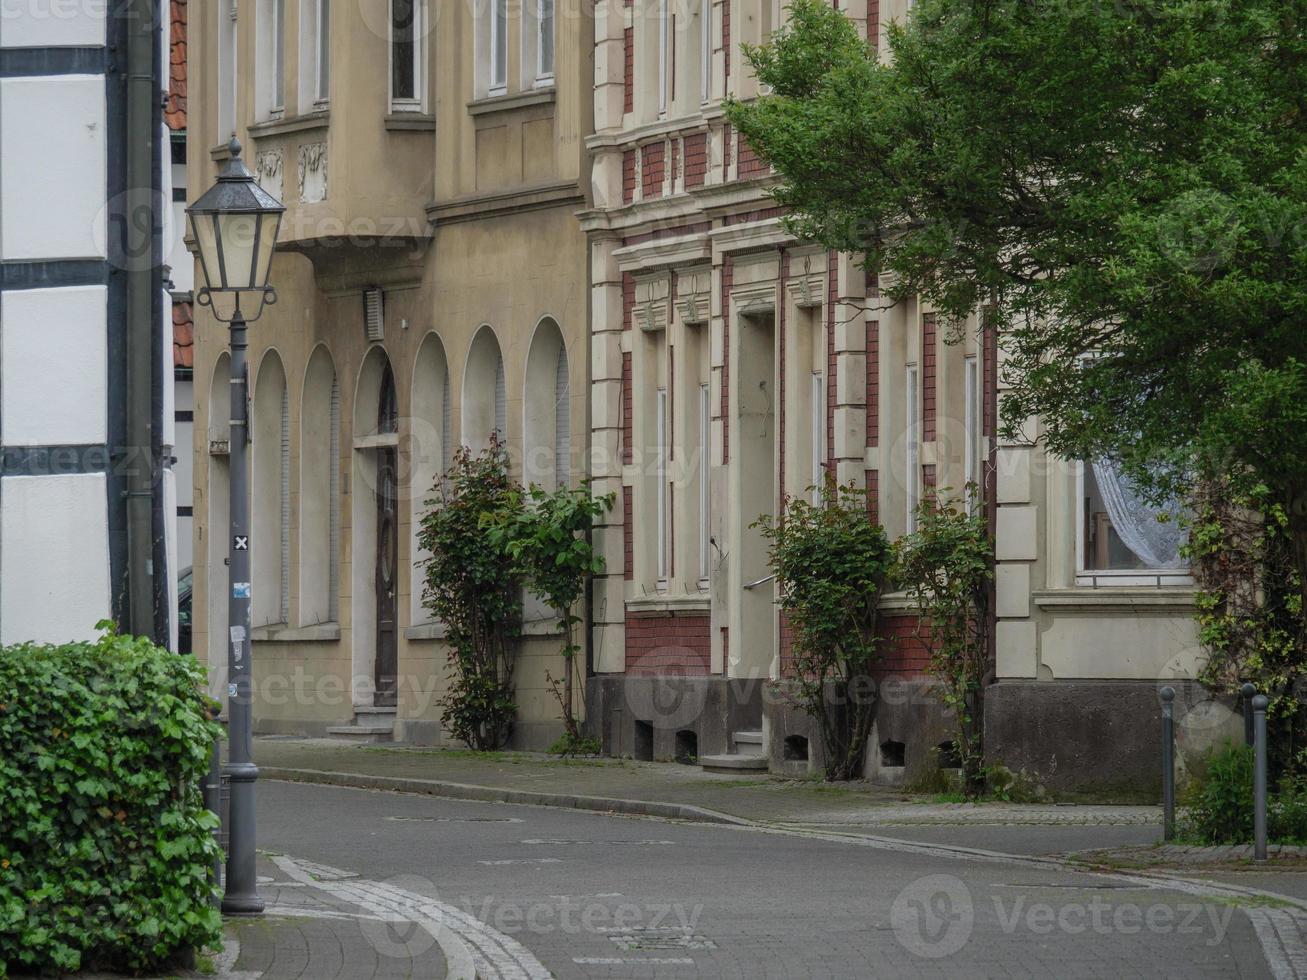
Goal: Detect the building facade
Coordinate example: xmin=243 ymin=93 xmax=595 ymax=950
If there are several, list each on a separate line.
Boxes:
xmin=188 ymin=0 xmax=594 ymax=744
xmin=1 ymin=0 xmax=176 ymax=647
xmin=581 ymin=0 xmax=1228 ymax=795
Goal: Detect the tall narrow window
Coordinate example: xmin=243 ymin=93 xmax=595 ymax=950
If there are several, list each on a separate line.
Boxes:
xmin=554 ymin=343 xmax=570 ymax=487
xmin=441 ymin=364 xmax=452 ymax=473
xmin=273 ymin=0 xmax=286 ymax=110
xmin=328 ymin=376 xmax=340 ymax=621
xmin=218 ymin=0 xmax=237 ymax=137
xmin=391 ymin=0 xmax=419 ymax=107
xmin=657 ymin=388 xmax=668 ymax=584
xmin=700 ymin=0 xmax=711 ymax=103
xmin=906 ymin=364 xmax=920 ymax=533
xmin=490 ymin=0 xmax=508 ymax=94
xmin=964 ymin=355 xmax=979 ymax=503
xmin=316 ymin=0 xmax=331 ymax=102
xmin=699 ymin=382 xmax=710 ymax=583
xmin=658 ymin=0 xmax=670 ymax=114
xmin=811 ymin=372 xmax=825 ymax=505
xmin=494 ymin=353 xmax=506 ymax=444
xmin=537 ymin=0 xmax=555 ymax=84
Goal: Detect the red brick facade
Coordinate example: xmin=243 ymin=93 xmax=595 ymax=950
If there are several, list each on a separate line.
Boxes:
xmin=623 ymin=487 xmax=634 ymax=580
xmin=621 ymin=351 xmax=632 ymax=464
xmin=720 ymin=256 xmax=732 ymax=463
xmin=737 ymin=136 xmax=767 ymax=179
xmin=683 ymin=133 xmax=708 ymax=188
xmin=625 ymin=614 xmax=711 ymax=674
xmin=641 ymin=142 xmax=665 ymax=199
xmin=622 ymin=150 xmax=636 ymax=204
xmin=922 ymin=313 xmax=937 ymax=442
xmin=623 ymin=26 xmax=634 ymax=115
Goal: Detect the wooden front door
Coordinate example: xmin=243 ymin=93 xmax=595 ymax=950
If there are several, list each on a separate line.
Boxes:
xmin=374 ymin=448 xmax=399 ymax=706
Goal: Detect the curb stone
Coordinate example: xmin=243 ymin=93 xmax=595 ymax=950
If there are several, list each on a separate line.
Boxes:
xmin=261 ymin=766 xmax=754 ymax=826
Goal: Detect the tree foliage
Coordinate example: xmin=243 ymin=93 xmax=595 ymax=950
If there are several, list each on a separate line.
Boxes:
xmin=895 ymin=490 xmax=993 ymax=795
xmin=729 ymin=0 xmax=1307 ymax=618
xmin=486 ymin=482 xmax=614 ymax=746
xmin=756 ymin=479 xmax=893 ymax=780
xmin=418 ymin=439 xmax=523 ymax=750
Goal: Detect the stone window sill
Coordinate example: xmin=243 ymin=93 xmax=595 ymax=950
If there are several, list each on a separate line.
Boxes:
xmin=404 ymin=622 xmax=448 ymax=641
xmin=467 ymin=88 xmax=555 ymax=117
xmin=248 ymin=111 xmax=331 ymax=139
xmin=626 ymin=593 xmax=711 ymax=617
xmin=250 ymin=622 xmax=341 ymax=642
xmin=385 ymin=113 xmax=436 ymax=132
xmin=1031 ymin=588 xmax=1198 ymax=612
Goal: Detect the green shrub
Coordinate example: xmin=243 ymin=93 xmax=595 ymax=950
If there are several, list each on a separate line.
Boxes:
xmin=1180 ymin=741 xmax=1254 ymax=844
xmin=0 ymin=627 xmax=223 ymax=975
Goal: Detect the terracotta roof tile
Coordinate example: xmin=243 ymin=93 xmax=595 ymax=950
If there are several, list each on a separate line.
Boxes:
xmin=173 ymin=301 xmax=194 ymax=369
xmin=165 ymin=0 xmax=187 ymax=131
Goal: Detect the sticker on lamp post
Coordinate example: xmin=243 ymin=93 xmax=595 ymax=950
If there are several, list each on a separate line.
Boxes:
xmin=234 ymin=535 xmax=248 ymax=551
xmin=232 ymin=582 xmax=251 ymax=599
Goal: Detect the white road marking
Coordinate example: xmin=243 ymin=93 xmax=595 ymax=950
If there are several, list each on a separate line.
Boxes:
xmin=477 ymin=857 xmax=564 ymax=865
xmin=271 ymin=854 xmax=552 ymax=980
xmin=573 ymin=957 xmax=695 ymax=965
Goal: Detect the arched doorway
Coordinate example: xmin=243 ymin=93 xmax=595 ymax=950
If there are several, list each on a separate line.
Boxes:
xmin=374 ymin=361 xmax=399 ymax=706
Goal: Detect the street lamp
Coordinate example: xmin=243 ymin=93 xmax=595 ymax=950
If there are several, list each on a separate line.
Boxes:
xmin=187 ymin=137 xmax=284 ymax=916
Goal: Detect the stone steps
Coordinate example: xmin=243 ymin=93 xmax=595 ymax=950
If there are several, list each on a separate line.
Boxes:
xmin=326 ymin=710 xmax=396 ymax=743
xmin=699 ymin=729 xmax=769 ymax=773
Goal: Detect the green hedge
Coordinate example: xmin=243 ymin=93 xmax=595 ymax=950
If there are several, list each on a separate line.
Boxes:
xmin=0 ymin=628 xmax=223 ymax=974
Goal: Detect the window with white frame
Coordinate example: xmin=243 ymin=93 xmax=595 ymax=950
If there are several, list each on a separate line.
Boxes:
xmin=257 ymin=0 xmax=286 ymax=118
xmin=300 ymin=0 xmax=330 ymax=110
xmin=810 ymin=372 xmax=825 ymax=505
xmin=964 ymin=354 xmax=979 ymax=501
xmin=483 ymin=0 xmax=508 ymax=96
xmin=700 ymin=0 xmax=711 ymax=103
xmin=698 ymin=382 xmax=710 ymax=584
xmin=391 ymin=0 xmax=421 ymax=109
xmin=658 ymin=0 xmax=670 ymax=115
xmin=657 ymin=387 xmax=669 ymax=585
xmin=523 ymin=0 xmax=555 ymax=88
xmin=905 ymin=364 xmax=920 ymax=533
xmin=218 ymin=0 xmax=237 ymax=137
xmin=1077 ymin=460 xmax=1189 ymax=585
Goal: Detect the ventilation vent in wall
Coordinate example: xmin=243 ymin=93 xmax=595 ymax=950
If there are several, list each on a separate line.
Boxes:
xmin=363 ymin=287 xmax=384 ymax=342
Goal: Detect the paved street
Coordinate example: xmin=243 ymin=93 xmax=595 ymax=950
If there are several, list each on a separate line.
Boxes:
xmin=229 ymin=779 xmax=1305 ymax=979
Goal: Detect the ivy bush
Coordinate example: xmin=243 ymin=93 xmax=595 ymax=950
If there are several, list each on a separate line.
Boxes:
xmin=0 ymin=627 xmax=223 ymax=975
xmin=485 ymin=482 xmax=613 ymax=748
xmin=895 ymin=489 xmax=993 ymax=796
xmin=756 ymin=479 xmax=893 ymax=780
xmin=419 ymin=439 xmax=523 ymax=750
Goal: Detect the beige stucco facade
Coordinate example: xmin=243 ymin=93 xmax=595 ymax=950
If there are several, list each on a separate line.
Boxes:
xmin=189 ymin=0 xmax=594 ymax=745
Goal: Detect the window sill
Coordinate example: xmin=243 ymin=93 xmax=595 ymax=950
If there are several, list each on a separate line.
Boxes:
xmin=248 ymin=110 xmax=331 ymax=139
xmin=404 ymin=622 xmax=448 ymax=641
xmin=626 ymin=593 xmax=710 ymax=617
xmin=251 ymin=622 xmax=341 ymax=642
xmin=384 ymin=113 xmax=436 ymax=132
xmin=467 ymin=88 xmax=556 ymax=117
xmin=1031 ymin=588 xmax=1198 ymax=612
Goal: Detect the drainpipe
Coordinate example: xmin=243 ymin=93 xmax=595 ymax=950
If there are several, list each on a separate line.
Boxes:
xmin=123 ymin=0 xmax=165 ymax=642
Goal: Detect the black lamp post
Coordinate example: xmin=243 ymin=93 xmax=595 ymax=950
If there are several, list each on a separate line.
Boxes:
xmin=187 ymin=137 xmax=284 ymax=915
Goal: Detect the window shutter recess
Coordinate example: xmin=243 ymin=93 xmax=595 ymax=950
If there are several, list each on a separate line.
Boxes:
xmin=494 ymin=355 xmax=506 ymax=443
xmin=554 ymin=344 xmax=570 ymax=487
xmin=280 ymin=384 xmax=290 ymax=623
xmin=328 ymin=376 xmax=341 ymax=621
xmin=363 ymin=287 xmax=384 ymax=342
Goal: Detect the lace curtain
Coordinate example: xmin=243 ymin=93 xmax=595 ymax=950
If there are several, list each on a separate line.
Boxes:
xmin=1091 ymin=460 xmax=1187 ymax=569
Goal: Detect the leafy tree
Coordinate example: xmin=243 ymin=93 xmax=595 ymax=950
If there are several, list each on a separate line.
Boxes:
xmin=485 ymin=482 xmax=614 ymax=751
xmin=418 ymin=439 xmax=523 ymax=750
xmin=728 ymin=0 xmax=1307 ymax=628
xmin=895 ymin=490 xmax=993 ymax=795
xmin=755 ymin=479 xmax=893 ymax=780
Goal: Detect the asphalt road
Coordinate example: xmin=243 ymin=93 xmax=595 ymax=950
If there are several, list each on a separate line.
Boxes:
xmin=255 ymin=779 xmax=1290 ymax=979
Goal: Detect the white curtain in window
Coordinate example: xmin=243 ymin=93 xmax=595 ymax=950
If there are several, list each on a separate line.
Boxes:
xmin=1091 ymin=460 xmax=1186 ymax=568
xmin=494 ymin=354 xmax=506 ymax=443
xmin=554 ymin=344 xmax=570 ymax=487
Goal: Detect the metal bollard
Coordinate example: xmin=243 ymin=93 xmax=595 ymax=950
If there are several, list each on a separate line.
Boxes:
xmin=1242 ymin=683 xmax=1257 ymax=747
xmin=1160 ymin=686 xmax=1176 ymax=841
xmin=1253 ymin=694 xmax=1268 ymax=861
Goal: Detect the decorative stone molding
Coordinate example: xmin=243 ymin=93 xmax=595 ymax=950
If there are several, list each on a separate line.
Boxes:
xmin=254 ymin=148 xmax=283 ymax=203
xmin=678 ymin=266 xmax=711 ymax=324
xmin=787 ymin=252 xmax=825 ymax=309
xmin=298 ymin=141 xmax=328 ymax=204
xmin=632 ymin=271 xmax=671 ymax=332
xmin=731 ymin=280 xmax=777 ymax=316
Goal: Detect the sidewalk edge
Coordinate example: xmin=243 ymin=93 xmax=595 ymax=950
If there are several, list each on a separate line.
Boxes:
xmin=260 ymin=766 xmax=755 ymax=826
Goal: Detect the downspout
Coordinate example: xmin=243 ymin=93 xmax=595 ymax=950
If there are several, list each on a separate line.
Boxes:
xmin=123 ymin=0 xmax=165 ymax=642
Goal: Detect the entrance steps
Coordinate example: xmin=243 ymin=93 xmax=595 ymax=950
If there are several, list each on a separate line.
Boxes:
xmin=326 ymin=705 xmax=396 ymax=743
xmin=700 ymin=729 xmax=769 ymax=773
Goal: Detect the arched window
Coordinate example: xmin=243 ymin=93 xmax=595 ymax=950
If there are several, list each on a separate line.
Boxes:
xmin=379 ymin=361 xmax=398 ymax=434
xmin=524 ymin=317 xmax=569 ymax=489
xmin=252 ymin=349 xmax=289 ymax=626
xmin=411 ymin=333 xmax=450 ymax=623
xmin=301 ymin=346 xmax=340 ymax=625
xmin=463 ymin=325 xmax=506 ymax=451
